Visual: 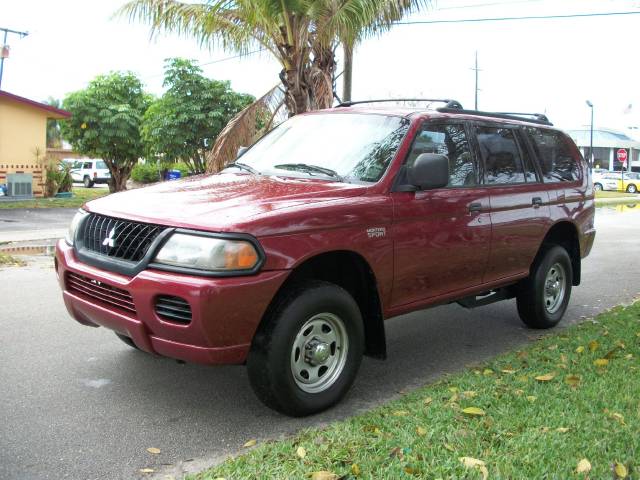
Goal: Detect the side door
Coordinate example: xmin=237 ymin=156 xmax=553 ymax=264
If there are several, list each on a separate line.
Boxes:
xmin=391 ymin=121 xmax=492 ymax=308
xmin=471 ymin=123 xmax=551 ymax=283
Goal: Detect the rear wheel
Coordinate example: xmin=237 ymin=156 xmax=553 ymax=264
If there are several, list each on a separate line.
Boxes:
xmin=594 ymin=183 xmax=603 ymax=191
xmin=517 ymin=245 xmax=572 ymax=329
xmin=247 ymin=280 xmax=364 ymax=416
xmin=627 ymin=184 xmax=638 ymax=193
xmin=83 ymin=176 xmax=94 ymax=188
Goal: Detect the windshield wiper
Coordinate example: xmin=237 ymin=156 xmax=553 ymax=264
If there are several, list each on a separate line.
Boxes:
xmin=224 ymin=161 xmax=260 ymax=175
xmin=274 ymin=163 xmax=342 ymax=180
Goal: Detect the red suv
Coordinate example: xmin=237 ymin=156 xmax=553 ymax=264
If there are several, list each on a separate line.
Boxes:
xmin=55 ymin=100 xmax=595 ymax=416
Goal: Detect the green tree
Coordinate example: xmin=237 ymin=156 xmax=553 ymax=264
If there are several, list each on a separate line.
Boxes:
xmin=61 ymin=72 xmax=151 ymax=192
xmin=45 ymin=97 xmax=63 ymax=148
xmin=119 ymin=0 xmax=429 ymax=116
xmin=141 ymin=58 xmax=253 ymax=174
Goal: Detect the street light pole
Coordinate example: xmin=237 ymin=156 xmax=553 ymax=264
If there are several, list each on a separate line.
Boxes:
xmin=586 ymin=100 xmax=594 ymax=168
xmin=0 ymin=27 xmax=29 ymax=89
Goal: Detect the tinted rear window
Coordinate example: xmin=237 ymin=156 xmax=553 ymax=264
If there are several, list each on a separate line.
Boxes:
xmin=476 ymin=126 xmax=525 ymax=184
xmin=525 ymin=128 xmax=579 ymax=182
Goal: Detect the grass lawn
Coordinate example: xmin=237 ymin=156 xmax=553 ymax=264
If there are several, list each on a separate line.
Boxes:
xmin=195 ymin=302 xmax=640 ymax=480
xmin=596 ymin=191 xmax=638 ymax=199
xmin=0 ymin=252 xmax=26 ymax=266
xmin=0 ymin=187 xmax=109 ymax=209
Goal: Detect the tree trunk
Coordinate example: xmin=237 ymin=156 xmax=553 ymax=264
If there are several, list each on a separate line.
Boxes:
xmin=108 ymin=165 xmax=132 ymax=193
xmin=342 ymin=43 xmax=353 ymax=103
xmin=310 ymin=44 xmax=336 ymax=110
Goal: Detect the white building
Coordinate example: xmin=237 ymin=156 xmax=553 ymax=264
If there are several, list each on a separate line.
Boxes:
xmin=565 ymin=128 xmax=640 ymax=172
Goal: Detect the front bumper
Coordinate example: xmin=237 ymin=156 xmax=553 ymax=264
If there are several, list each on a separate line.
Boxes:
xmin=55 ymin=240 xmax=288 ymax=365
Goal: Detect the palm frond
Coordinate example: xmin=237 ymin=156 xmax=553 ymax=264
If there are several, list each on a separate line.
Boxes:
xmin=205 ymin=85 xmax=287 ymax=173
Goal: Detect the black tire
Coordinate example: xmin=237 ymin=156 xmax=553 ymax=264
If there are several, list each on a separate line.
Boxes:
xmin=594 ymin=183 xmax=603 ymax=191
xmin=115 ymin=333 xmax=140 ymax=350
xmin=517 ymin=245 xmax=573 ymax=329
xmin=247 ymin=280 xmax=364 ymax=417
xmin=627 ymin=184 xmax=637 ymax=193
xmin=83 ymin=176 xmax=94 ymax=188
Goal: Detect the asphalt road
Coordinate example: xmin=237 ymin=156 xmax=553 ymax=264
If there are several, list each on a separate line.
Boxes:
xmin=1 ymin=206 xmax=639 ymax=480
xmin=0 ymin=208 xmax=76 ymax=234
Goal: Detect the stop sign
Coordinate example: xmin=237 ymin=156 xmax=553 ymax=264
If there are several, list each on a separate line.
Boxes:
xmin=617 ymin=148 xmax=628 ymax=163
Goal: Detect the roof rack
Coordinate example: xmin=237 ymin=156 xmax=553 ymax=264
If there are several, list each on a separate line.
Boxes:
xmin=337 ymin=98 xmax=464 ymax=109
xmin=436 ymin=107 xmax=553 ymax=126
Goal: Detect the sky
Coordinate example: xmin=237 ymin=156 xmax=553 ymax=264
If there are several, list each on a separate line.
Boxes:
xmin=2 ymin=0 xmax=639 ymax=132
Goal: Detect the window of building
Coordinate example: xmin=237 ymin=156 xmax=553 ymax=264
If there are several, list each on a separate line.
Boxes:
xmin=406 ymin=123 xmax=476 ymax=187
xmin=525 ymin=128 xmax=579 ymax=182
xmin=476 ymin=126 xmax=525 ymax=184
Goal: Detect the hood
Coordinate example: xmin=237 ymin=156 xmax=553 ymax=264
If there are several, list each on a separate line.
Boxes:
xmin=85 ymin=172 xmax=367 ymax=232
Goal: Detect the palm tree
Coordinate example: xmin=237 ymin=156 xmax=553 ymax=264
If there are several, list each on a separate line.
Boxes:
xmin=45 ymin=97 xmax=63 ymax=148
xmin=118 ymin=0 xmax=430 ymax=170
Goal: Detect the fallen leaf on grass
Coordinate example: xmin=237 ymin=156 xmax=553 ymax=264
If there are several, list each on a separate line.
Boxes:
xmin=296 ymin=446 xmax=306 ymax=459
xmin=594 ymin=358 xmax=609 ymax=367
xmin=556 ymin=427 xmax=570 ymax=433
xmin=243 ymin=439 xmax=257 ymax=448
xmin=423 ymin=397 xmax=433 ymax=405
xmin=389 ymin=447 xmax=404 ymax=460
xmin=483 ymin=369 xmax=494 ymax=376
xmin=588 ymin=340 xmax=599 ymax=352
xmin=309 ymin=471 xmax=338 ymax=480
xmin=462 ymin=407 xmax=485 ymax=416
xmin=416 ymin=426 xmax=427 ymax=436
xmin=462 ymin=391 xmax=477 ymax=399
xmin=625 ymin=353 xmax=633 ymax=360
xmin=146 ymin=447 xmax=161 ymax=454
xmin=565 ymin=374 xmax=581 ymax=387
xmin=575 ymin=346 xmax=585 ymax=353
xmin=392 ymin=410 xmax=409 ymax=417
xmin=526 ymin=396 xmax=537 ymax=403
xmin=608 ymin=412 xmax=625 ymax=425
xmin=501 ymin=368 xmax=516 ymax=374
xmin=139 ymin=468 xmax=155 ymax=474
xmin=460 ymin=457 xmax=488 ymax=480
xmin=535 ymin=373 xmax=555 ymax=382
xmin=351 ymin=464 xmax=360 ymax=476
xmin=576 ymin=458 xmax=592 ymax=473
xmin=614 ymin=462 xmax=628 ymax=478
xmin=444 ymin=443 xmax=455 ymax=451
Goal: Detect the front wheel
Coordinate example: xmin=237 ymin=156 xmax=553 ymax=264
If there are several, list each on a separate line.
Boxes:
xmin=247 ymin=280 xmax=364 ymax=416
xmin=517 ymin=245 xmax=573 ymax=329
xmin=627 ymin=184 xmax=638 ymax=193
xmin=83 ymin=176 xmax=94 ymax=188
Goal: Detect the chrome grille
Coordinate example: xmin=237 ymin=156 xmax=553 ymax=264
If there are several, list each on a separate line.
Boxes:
xmin=82 ymin=213 xmax=164 ymax=262
xmin=66 ymin=272 xmax=136 ymax=315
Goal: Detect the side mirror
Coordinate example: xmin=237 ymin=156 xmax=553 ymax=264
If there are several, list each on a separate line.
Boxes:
xmin=237 ymin=146 xmax=248 ymax=158
xmin=408 ymin=153 xmax=449 ymax=190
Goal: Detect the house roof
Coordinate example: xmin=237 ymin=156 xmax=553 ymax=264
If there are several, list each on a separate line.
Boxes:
xmin=0 ymin=90 xmax=71 ymax=119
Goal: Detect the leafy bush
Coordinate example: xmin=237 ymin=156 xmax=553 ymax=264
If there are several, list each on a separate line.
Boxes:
xmin=131 ymin=162 xmax=160 ymax=183
xmin=172 ymin=162 xmax=191 ymax=177
xmin=45 ymin=160 xmax=73 ymax=196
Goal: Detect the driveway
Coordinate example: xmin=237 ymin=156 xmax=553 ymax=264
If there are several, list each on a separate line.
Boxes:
xmin=0 ymin=208 xmax=77 ymax=243
xmin=0 ymin=206 xmax=638 ymax=480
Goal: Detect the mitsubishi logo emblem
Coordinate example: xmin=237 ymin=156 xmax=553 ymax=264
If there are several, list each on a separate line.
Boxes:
xmin=102 ymin=228 xmax=116 ymax=248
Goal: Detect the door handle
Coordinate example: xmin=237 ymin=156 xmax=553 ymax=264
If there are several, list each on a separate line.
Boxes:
xmin=468 ymin=202 xmax=482 ymax=213
xmin=532 ymin=197 xmax=543 ymax=208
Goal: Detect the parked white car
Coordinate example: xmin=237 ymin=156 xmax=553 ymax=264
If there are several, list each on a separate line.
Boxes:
xmin=70 ymin=159 xmax=110 ymax=188
xmin=592 ymin=169 xmax=619 ymax=192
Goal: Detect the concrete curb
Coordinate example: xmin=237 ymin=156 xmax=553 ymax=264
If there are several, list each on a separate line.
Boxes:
xmin=0 ymin=229 xmax=66 ymax=244
xmin=595 ymin=196 xmax=640 ymax=206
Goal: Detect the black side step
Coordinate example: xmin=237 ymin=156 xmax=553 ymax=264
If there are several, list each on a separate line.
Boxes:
xmin=456 ymin=288 xmax=515 ymax=309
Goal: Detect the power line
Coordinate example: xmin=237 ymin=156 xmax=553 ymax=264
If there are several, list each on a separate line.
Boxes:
xmin=396 ymin=10 xmax=640 ymax=25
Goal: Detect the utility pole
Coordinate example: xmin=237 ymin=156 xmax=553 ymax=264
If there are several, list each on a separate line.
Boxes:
xmin=0 ymin=27 xmax=29 ymax=90
xmin=471 ymin=51 xmax=481 ymax=110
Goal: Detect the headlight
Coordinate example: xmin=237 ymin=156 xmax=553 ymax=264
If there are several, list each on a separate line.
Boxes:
xmin=66 ymin=209 xmax=88 ymax=245
xmin=153 ymin=233 xmax=260 ymax=272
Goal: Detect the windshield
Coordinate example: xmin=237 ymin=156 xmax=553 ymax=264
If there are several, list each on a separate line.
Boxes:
xmin=236 ymin=113 xmax=410 ymax=183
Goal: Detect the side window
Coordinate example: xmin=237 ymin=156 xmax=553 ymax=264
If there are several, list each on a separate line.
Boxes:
xmin=96 ymin=161 xmax=107 ymax=169
xmin=476 ymin=126 xmax=526 ymax=184
xmin=525 ymin=128 xmax=579 ymax=182
xmin=406 ymin=123 xmax=476 ymax=187
xmin=83 ymin=162 xmax=92 ymax=169
xmin=517 ymin=130 xmax=538 ymax=182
